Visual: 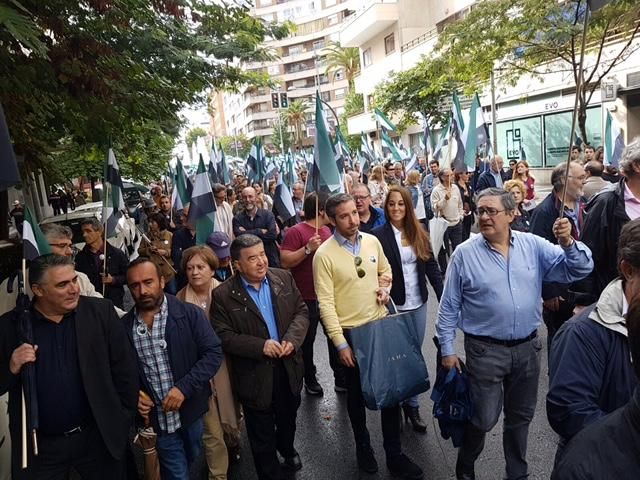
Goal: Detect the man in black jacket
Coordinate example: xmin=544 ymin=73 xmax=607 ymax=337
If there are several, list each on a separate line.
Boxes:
xmin=233 ymin=187 xmax=280 ymax=268
xmin=551 ymin=297 xmax=640 ymax=480
xmin=75 ymin=218 xmax=129 ymax=309
xmin=0 ymin=255 xmax=138 ymax=479
xmin=530 ymin=161 xmax=587 ymax=346
xmin=474 ymin=155 xmax=510 ymax=193
xmin=580 ymin=138 xmax=640 ymax=300
xmin=211 ymin=234 xmax=309 ymax=480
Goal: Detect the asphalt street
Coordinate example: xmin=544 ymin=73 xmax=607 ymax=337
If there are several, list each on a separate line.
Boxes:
xmin=217 ymin=286 xmax=558 ymax=480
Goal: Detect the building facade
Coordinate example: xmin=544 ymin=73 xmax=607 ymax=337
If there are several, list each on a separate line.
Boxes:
xmin=341 ymin=0 xmax=640 ymax=177
xmin=212 ymin=0 xmax=357 ymax=151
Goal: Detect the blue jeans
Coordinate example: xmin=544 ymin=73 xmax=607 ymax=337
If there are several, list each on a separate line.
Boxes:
xmin=399 ymin=301 xmax=428 ymax=408
xmin=156 ymin=418 xmax=204 ymax=480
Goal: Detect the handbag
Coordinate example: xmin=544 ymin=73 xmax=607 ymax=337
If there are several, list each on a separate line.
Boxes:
xmin=349 ymin=302 xmax=430 ymax=410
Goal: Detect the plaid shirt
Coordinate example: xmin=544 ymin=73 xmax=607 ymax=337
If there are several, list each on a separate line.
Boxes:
xmin=133 ymin=296 xmax=181 ymax=433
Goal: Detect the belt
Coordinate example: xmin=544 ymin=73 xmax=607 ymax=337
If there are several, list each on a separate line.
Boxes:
xmin=465 ymin=330 xmax=537 ymax=347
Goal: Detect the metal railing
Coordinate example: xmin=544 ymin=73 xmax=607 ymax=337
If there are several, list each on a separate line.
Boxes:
xmin=400 ymin=27 xmax=438 ymax=53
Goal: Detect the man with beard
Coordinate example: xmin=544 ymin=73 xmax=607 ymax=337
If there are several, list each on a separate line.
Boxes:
xmin=124 ymin=258 xmax=222 ymax=479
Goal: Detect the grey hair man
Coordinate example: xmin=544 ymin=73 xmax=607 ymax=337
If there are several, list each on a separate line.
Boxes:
xmin=475 ymin=155 xmax=510 ymax=192
xmin=437 ymin=188 xmax=593 ymax=480
xmin=580 ymin=137 xmax=640 ymax=300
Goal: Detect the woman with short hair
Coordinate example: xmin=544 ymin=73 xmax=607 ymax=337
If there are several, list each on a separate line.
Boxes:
xmin=177 ymin=245 xmax=242 ymax=479
xmin=504 ymin=179 xmax=531 ymax=232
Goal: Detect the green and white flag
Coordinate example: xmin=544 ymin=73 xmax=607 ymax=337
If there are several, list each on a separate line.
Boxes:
xmin=310 ymin=92 xmax=342 ymax=192
xmin=103 ymin=148 xmax=125 ymax=237
xmin=23 ymin=206 xmax=52 ymax=260
xmin=381 ymin=128 xmax=403 ymax=162
xmin=187 ymin=156 xmax=216 ymax=245
xmin=172 ymin=159 xmax=192 ymax=211
xmin=374 ymin=107 xmax=397 ymax=133
xmin=604 ymin=110 xmax=625 ymax=168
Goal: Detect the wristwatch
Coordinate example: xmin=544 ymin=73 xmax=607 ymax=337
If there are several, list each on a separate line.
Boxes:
xmin=304 ymin=246 xmax=311 ymax=255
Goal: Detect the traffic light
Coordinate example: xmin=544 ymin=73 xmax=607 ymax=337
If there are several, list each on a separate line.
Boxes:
xmin=271 ymin=93 xmax=280 ymax=109
xmin=280 ymin=92 xmax=288 ymax=108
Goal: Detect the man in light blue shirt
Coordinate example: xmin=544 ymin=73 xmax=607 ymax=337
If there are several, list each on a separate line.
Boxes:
xmin=436 ymin=188 xmax=593 ymax=480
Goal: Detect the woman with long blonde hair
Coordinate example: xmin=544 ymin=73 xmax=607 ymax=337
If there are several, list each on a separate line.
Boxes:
xmin=368 ymin=164 xmax=389 ymax=207
xmin=372 ymin=186 xmax=443 ymax=433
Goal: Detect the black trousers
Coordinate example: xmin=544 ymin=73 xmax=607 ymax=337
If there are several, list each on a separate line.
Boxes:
xmin=343 ymin=331 xmax=402 ymax=458
xmin=11 ymin=423 xmax=124 ymax=480
xmin=438 ymin=222 xmax=463 ymax=275
xmin=243 ymin=361 xmax=301 ymax=480
xmin=302 ymin=300 xmax=345 ymax=385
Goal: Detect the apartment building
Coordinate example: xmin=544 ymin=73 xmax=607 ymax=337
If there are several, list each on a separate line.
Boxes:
xmin=212 ymin=0 xmax=355 ymax=151
xmin=341 ymin=0 xmax=640 ymax=175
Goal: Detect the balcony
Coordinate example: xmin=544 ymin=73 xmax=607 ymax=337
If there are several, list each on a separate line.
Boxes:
xmin=340 ymin=1 xmax=398 ymax=48
xmin=346 ymin=111 xmax=377 ymax=136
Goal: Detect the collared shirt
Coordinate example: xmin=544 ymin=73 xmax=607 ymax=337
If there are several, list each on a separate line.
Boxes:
xmin=624 ymin=183 xmax=640 ymax=220
xmin=240 ymin=275 xmax=279 ymax=341
xmin=333 ymin=230 xmax=362 ymax=256
xmin=490 ymin=169 xmax=504 ymax=188
xmin=133 ymin=296 xmax=180 ymax=433
xmin=32 ymin=308 xmax=92 ymax=434
xmin=436 ymin=231 xmax=593 ymax=357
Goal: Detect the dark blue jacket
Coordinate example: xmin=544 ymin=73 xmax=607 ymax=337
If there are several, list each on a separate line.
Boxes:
xmin=474 ymin=169 xmax=510 ymax=193
xmin=372 ymin=221 xmax=443 ymax=306
xmin=123 ymin=294 xmax=222 ymax=433
xmin=547 ymin=304 xmax=637 ymax=441
xmin=233 ymin=208 xmax=280 ymax=267
xmin=171 ymin=227 xmax=196 ymax=289
xmin=359 ymin=206 xmax=386 ymax=233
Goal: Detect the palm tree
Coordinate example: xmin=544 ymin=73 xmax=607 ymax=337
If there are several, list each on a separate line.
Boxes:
xmin=284 ymin=100 xmax=309 ymax=149
xmin=323 ymin=42 xmax=361 ymax=89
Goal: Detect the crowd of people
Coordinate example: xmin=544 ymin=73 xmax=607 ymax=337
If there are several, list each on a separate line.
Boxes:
xmin=0 ymin=137 xmax=639 ymax=480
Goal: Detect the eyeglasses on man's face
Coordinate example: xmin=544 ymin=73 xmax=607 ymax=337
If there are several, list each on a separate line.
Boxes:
xmin=353 ymin=195 xmax=370 ymax=202
xmin=475 ymin=207 xmax=505 ymax=217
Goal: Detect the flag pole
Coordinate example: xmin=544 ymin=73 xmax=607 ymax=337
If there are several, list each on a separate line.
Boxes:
xmin=20 ymin=256 xmax=28 ymax=469
xmin=559 ymin=1 xmax=590 ymax=218
xmin=102 ymin=181 xmax=109 ymax=296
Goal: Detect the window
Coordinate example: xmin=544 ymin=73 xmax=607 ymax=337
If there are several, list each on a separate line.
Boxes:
xmin=496 ymin=116 xmax=543 ymax=168
xmin=288 ymin=45 xmax=303 ymax=55
xmin=543 ymin=106 xmax=602 ymax=167
xmin=267 ymin=65 xmax=280 ymax=75
xmin=384 ymin=34 xmax=395 ymax=55
xmin=334 ymin=88 xmax=346 ymax=100
xmin=321 ymin=91 xmax=331 ymax=102
xmin=312 ymin=40 xmax=325 ymax=50
xmin=362 ymin=48 xmax=372 ymax=67
xmin=327 ymin=13 xmax=339 ymax=25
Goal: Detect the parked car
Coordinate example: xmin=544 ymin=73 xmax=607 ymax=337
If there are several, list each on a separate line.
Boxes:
xmin=40 ymin=202 xmax=138 ymax=256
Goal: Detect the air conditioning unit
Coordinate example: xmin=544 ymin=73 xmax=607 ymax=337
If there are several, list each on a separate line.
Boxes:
xmin=627 ymin=71 xmax=640 ymax=89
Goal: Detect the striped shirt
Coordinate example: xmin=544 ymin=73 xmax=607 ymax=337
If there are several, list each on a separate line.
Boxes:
xmin=133 ymin=296 xmax=180 ymax=433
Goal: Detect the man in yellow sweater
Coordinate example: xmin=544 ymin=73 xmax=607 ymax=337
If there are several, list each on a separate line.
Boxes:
xmin=312 ymin=193 xmax=423 ymax=480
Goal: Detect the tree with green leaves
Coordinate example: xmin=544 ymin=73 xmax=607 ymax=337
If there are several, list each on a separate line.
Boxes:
xmin=323 ymin=42 xmax=361 ymax=89
xmin=435 ymin=0 xmax=640 ymax=143
xmin=185 ymin=127 xmax=209 ymax=151
xmin=269 ymin=113 xmax=292 ymax=154
xmin=284 ymin=100 xmax=310 ymax=149
xmin=219 ymin=133 xmax=251 ymax=160
xmin=373 ymin=56 xmax=454 ymax=131
xmin=0 ymin=0 xmax=290 ymax=186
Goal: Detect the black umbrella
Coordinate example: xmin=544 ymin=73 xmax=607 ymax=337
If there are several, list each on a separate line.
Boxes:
xmin=16 ymin=268 xmax=38 ymax=466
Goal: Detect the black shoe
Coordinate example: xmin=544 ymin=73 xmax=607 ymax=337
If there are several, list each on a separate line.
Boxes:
xmin=281 ymin=452 xmax=302 ymax=472
xmin=387 ymin=453 xmax=423 ymax=479
xmin=402 ymin=405 xmax=427 ymax=433
xmin=356 ymin=444 xmax=378 ymax=473
xmin=304 ymin=378 xmax=324 ymax=396
xmin=455 ymin=458 xmax=475 ymax=480
xmin=334 ymin=383 xmax=347 ymax=393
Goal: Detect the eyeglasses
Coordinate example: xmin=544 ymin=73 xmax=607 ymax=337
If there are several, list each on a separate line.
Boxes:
xmin=354 ymin=256 xmax=366 ymax=278
xmin=49 ymin=242 xmax=73 ymax=250
xmin=475 ymin=207 xmax=505 ymax=217
xmin=353 ymin=195 xmax=370 ymax=201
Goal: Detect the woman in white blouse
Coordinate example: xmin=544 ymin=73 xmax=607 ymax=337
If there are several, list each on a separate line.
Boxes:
xmin=372 ymin=186 xmax=443 ymax=433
